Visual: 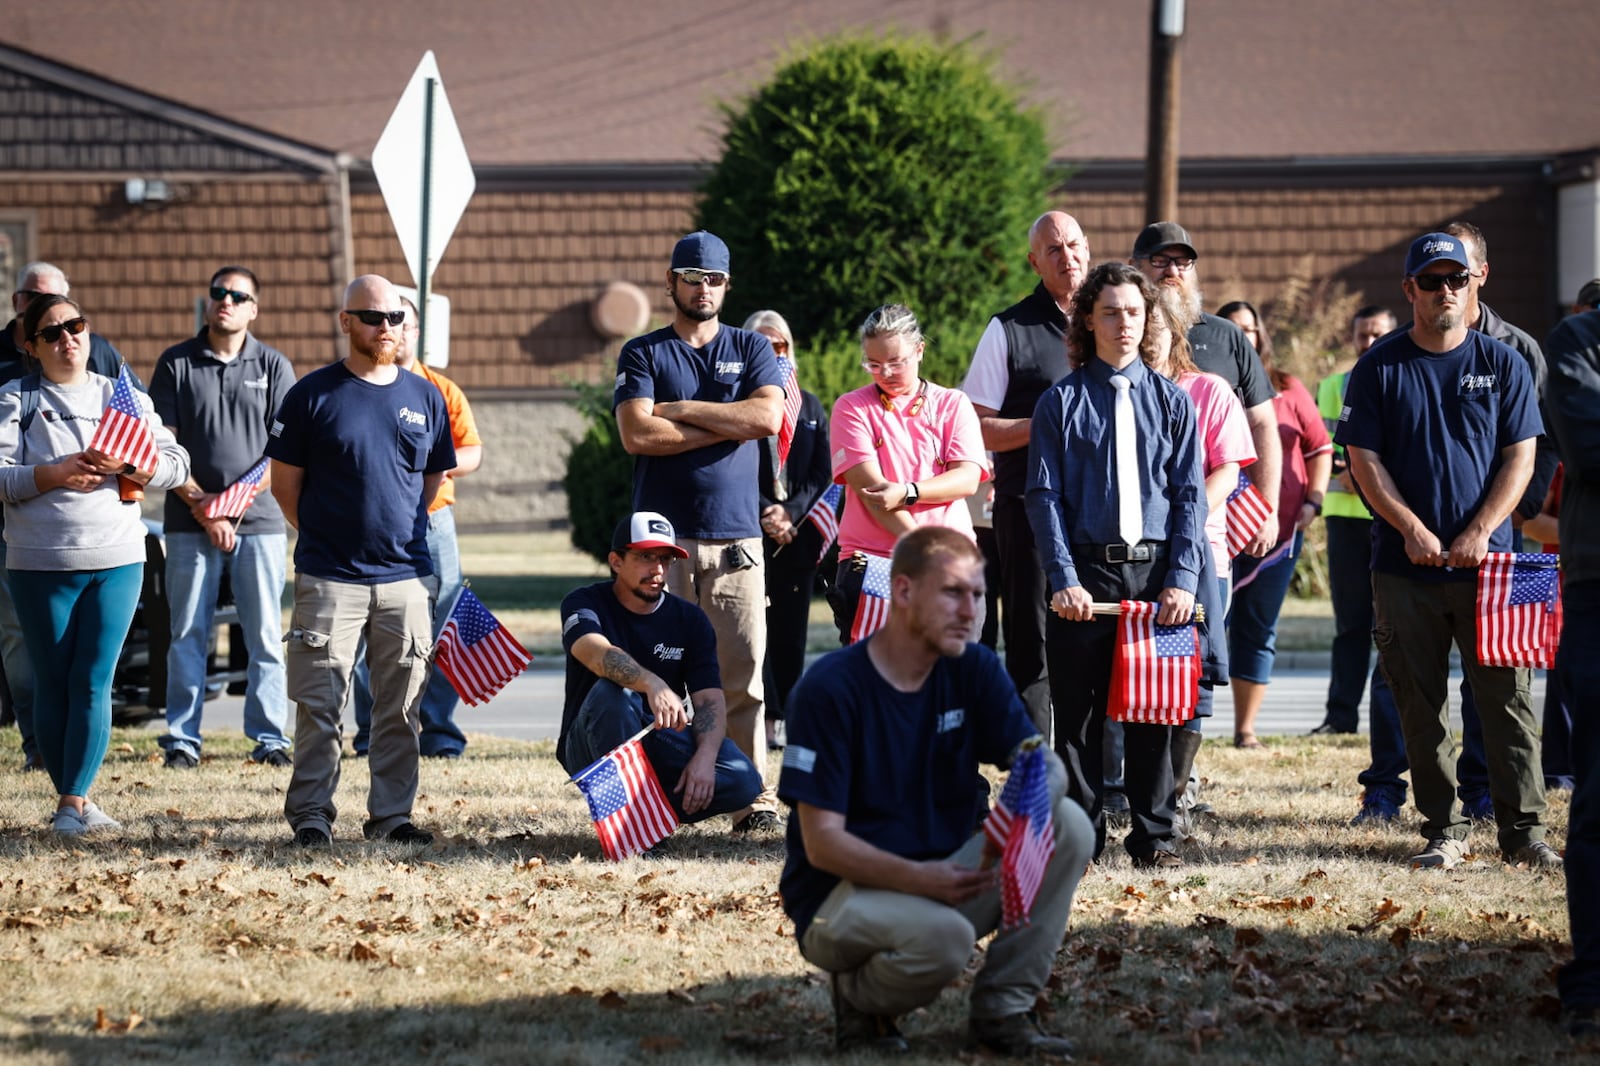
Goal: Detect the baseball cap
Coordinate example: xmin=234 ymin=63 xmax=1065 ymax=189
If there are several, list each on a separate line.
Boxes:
xmin=1404 ymin=232 xmax=1470 ymax=276
xmin=670 ymin=231 xmax=731 ymax=274
xmin=1132 ymin=221 xmax=1198 ymax=261
xmin=611 ymin=511 xmax=688 ymax=558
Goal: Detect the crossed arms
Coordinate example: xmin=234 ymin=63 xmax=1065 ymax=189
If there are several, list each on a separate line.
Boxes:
xmin=616 ymin=387 xmax=784 ymax=456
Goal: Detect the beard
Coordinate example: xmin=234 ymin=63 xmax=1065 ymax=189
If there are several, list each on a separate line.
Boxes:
xmin=352 ymin=332 xmax=399 ymax=364
xmin=670 ymin=286 xmax=719 ymax=323
xmin=1427 ymin=306 xmax=1465 ymax=333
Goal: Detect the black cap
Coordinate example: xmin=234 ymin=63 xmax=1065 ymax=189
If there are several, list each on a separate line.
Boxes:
xmin=1132 ymin=221 xmax=1198 ymax=261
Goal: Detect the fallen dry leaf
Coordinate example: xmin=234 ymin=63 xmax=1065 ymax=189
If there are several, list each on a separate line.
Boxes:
xmin=93 ymin=1007 xmax=143 ymax=1034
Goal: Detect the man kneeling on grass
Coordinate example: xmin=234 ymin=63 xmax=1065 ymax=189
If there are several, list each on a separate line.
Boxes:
xmin=778 ymin=526 xmax=1094 ymax=1056
xmin=557 ymin=512 xmax=762 ymax=828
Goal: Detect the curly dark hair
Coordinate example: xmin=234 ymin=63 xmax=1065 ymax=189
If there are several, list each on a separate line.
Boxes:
xmin=1066 ymin=262 xmax=1160 ymax=369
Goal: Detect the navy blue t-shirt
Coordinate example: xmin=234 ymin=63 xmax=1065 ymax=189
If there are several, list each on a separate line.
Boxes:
xmin=613 ymin=325 xmax=784 ymax=539
xmin=265 ymin=362 xmax=454 ymax=583
xmin=558 ymin=580 xmax=721 ymax=769
xmin=777 ymin=640 xmax=1038 ymax=940
xmin=1336 ymin=329 xmax=1541 ymax=582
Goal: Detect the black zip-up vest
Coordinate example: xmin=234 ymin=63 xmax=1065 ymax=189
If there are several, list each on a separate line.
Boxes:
xmin=993 ymin=283 xmax=1069 ymax=497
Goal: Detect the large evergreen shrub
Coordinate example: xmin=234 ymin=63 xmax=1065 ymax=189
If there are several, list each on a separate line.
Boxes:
xmin=563 ymin=381 xmax=633 ymax=564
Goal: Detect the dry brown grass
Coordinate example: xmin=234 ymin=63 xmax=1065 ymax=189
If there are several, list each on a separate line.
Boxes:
xmin=0 ymin=730 xmax=1578 ymax=1064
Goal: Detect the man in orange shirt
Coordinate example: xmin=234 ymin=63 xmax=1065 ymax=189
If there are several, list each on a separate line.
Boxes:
xmin=351 ymin=295 xmax=484 ymax=758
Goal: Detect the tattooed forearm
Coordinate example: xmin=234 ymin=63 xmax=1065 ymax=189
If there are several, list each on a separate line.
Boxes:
xmin=600 ymin=648 xmax=643 ymax=687
xmin=689 ymin=695 xmax=724 ymax=738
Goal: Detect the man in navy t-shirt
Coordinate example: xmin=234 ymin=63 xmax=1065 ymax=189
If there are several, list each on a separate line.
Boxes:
xmin=557 ymin=511 xmax=761 ymax=828
xmin=1337 ymin=232 xmax=1555 ymax=872
xmin=614 ymin=230 xmax=787 ymax=834
xmin=267 ymin=274 xmax=455 ymax=850
xmin=778 ymin=526 xmax=1093 ymax=1057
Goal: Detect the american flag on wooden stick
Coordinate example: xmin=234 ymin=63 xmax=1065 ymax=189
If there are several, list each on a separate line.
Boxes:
xmin=849 ymin=553 xmax=893 ymax=644
xmin=1476 ymin=552 xmax=1562 ymax=669
xmin=571 ymin=730 xmax=678 ymax=860
xmin=434 ymin=588 xmax=532 ymax=706
xmin=804 ymin=484 xmax=844 ymax=565
xmin=776 ymin=355 xmax=802 ymax=467
xmin=1107 ymin=600 xmax=1199 ymax=725
xmin=88 ymin=365 xmax=160 ymax=473
xmin=1225 ymin=471 xmax=1272 ymax=558
xmin=982 ymin=740 xmax=1054 ymax=930
xmin=202 ymin=458 xmax=269 ymax=520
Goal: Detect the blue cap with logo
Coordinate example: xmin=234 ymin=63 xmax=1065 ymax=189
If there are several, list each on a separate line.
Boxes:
xmin=1405 ymin=232 xmax=1470 ymax=276
xmin=670 ymin=230 xmax=731 ymax=274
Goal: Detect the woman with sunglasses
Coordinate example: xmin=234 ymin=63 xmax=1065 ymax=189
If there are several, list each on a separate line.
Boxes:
xmin=825 ymin=304 xmax=988 ymax=643
xmin=0 ymin=294 xmax=188 ymax=836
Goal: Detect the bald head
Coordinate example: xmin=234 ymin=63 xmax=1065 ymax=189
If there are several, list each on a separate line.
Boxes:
xmin=339 ymin=274 xmax=403 ymax=366
xmin=343 ymin=274 xmax=399 ymax=309
xmin=1027 ymin=211 xmax=1089 ymax=305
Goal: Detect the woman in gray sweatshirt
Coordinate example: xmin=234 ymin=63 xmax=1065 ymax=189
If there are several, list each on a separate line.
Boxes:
xmin=0 ymin=294 xmax=188 ymax=836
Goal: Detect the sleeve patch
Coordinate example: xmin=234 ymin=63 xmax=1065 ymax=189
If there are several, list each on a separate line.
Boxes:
xmin=782 ymin=746 xmax=817 ymax=773
xmin=562 ymin=608 xmax=600 ymax=634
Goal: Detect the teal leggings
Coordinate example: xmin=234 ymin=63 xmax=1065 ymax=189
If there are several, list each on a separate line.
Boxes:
xmin=7 ymin=564 xmax=143 ymax=798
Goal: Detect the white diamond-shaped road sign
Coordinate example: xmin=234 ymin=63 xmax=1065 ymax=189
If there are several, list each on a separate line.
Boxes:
xmin=371 ymin=51 xmax=476 ymax=289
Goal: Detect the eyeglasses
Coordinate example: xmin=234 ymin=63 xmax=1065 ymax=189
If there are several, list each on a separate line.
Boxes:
xmin=673 ymin=268 xmax=729 ymax=287
xmin=770 ymin=339 xmax=790 ymax=354
xmin=1141 ymin=253 xmax=1195 ymax=271
xmin=1411 ymin=271 xmax=1471 ymax=293
xmin=861 ymin=358 xmax=914 ymax=375
xmin=344 ymin=308 xmax=406 ymax=327
xmin=629 ymin=550 xmax=678 ymax=568
xmin=29 ymin=317 xmax=88 ymax=344
xmin=210 ymin=285 xmax=255 ymax=305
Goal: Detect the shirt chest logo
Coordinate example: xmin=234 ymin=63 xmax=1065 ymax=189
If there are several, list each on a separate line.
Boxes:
xmin=244 ymin=375 xmax=269 ymax=390
xmin=398 ymin=407 xmax=427 ymax=427
xmin=1459 ymin=373 xmax=1496 ymax=391
xmin=654 ymin=643 xmax=684 ymax=661
xmin=715 ymin=360 xmax=744 ymax=377
xmin=938 ymin=709 xmax=965 ymax=733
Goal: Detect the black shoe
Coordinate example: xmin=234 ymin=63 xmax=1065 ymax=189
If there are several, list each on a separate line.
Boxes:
xmin=164 ymin=749 xmax=199 ymax=770
xmin=832 ymin=974 xmax=907 ymax=1054
xmin=385 ymin=822 xmax=434 ymax=846
xmin=732 ymin=810 xmax=785 ymax=834
xmin=969 ymin=1011 xmax=1075 ymax=1058
xmin=294 ymin=826 xmax=331 ymax=849
xmin=423 ymin=750 xmax=462 ymax=759
xmin=20 ymin=751 xmax=44 ymax=772
xmin=253 ymin=749 xmax=292 ymax=768
xmin=1132 ymin=849 xmax=1184 ymax=870
xmin=1308 ymin=721 xmax=1356 ymax=736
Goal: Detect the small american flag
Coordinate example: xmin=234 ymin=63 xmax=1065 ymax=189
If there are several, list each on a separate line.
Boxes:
xmin=804 ymin=484 xmax=844 ymax=565
xmin=571 ymin=733 xmax=679 ymax=860
xmin=435 ymin=588 xmax=532 ymax=706
xmin=850 ymin=553 xmax=893 ymax=643
xmin=1225 ymin=471 xmax=1273 ymax=558
xmin=982 ymin=741 xmax=1054 ymax=930
xmin=776 ymin=355 xmax=802 ymax=467
xmin=202 ymin=458 xmax=269 ymax=520
xmin=1476 ymin=552 xmax=1562 ymax=669
xmin=1108 ymin=600 xmax=1199 ymax=725
xmin=88 ymin=364 xmax=159 ymax=472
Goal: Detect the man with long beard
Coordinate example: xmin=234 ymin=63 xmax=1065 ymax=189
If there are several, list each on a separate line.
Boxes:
xmin=267 ymin=275 xmax=455 ymax=849
xmin=614 ymin=231 xmax=787 ymax=834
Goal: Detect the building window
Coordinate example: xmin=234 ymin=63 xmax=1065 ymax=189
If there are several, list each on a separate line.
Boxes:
xmin=0 ymin=214 xmax=36 ymax=292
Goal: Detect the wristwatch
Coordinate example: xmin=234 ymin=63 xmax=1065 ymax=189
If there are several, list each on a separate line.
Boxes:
xmin=121 ymin=462 xmax=136 ymax=476
xmin=904 ymin=482 xmax=920 ymax=507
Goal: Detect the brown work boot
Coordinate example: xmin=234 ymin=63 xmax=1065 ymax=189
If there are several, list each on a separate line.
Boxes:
xmin=831 ymin=973 xmax=907 ymax=1054
xmin=969 ymin=1011 xmax=1075 ymax=1058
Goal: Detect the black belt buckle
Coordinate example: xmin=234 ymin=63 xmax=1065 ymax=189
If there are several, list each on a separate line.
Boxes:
xmin=1103 ymin=542 xmax=1152 ymax=564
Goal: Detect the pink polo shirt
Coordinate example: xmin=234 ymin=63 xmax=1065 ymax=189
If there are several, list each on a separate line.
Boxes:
xmin=830 ymin=380 xmax=989 ymax=558
xmin=1178 ymin=370 xmax=1257 ymax=571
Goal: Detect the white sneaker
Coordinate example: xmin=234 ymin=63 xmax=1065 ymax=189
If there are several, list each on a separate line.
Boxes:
xmin=51 ymin=807 xmax=88 ymax=836
xmin=1410 ymin=836 xmax=1467 ymax=869
xmin=80 ymin=802 xmax=121 ymax=832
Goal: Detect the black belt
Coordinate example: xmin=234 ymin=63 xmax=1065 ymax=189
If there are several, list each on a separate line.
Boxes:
xmin=1071 ymin=541 xmax=1168 ymax=564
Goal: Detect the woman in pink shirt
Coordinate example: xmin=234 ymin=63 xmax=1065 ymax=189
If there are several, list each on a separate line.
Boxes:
xmin=825 ymin=304 xmax=988 ymax=643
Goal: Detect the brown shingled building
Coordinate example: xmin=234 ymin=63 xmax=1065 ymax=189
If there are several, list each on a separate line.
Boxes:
xmin=4 ymin=2 xmax=1599 ymax=530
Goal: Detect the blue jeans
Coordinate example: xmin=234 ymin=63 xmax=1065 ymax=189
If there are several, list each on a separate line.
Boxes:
xmin=9 ymin=564 xmax=142 ymax=797
xmin=1227 ymin=532 xmax=1302 ymax=684
xmin=560 ymin=680 xmax=761 ymax=824
xmin=161 ymin=532 xmax=290 ymax=759
xmin=1559 ymin=580 xmax=1600 ymax=1010
xmin=0 ymin=540 xmax=37 ymax=761
xmin=352 ymin=508 xmax=464 ymax=755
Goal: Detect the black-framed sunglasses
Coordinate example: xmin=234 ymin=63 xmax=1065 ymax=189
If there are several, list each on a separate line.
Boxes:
xmin=29 ymin=317 xmax=88 ymax=344
xmin=210 ymin=285 xmax=255 ymax=305
xmin=673 ymin=268 xmax=729 ymax=287
xmin=344 ymin=308 xmax=406 ymax=327
xmin=1411 ymin=271 xmax=1471 ymax=292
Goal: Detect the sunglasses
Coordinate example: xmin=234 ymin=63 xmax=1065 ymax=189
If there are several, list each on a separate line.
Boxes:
xmin=1411 ymin=271 xmax=1471 ymax=292
xmin=29 ymin=316 xmax=88 ymax=344
xmin=210 ymin=285 xmax=255 ymax=304
xmin=1142 ymin=253 xmax=1195 ymax=271
xmin=673 ymin=268 xmax=729 ymax=287
xmin=344 ymin=308 xmax=407 ymax=327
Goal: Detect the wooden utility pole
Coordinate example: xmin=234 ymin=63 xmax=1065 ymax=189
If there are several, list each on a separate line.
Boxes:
xmin=1145 ymin=0 xmax=1185 ymax=223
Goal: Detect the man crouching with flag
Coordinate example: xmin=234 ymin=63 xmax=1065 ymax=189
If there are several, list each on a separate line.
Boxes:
xmin=558 ymin=512 xmax=763 ymax=851
xmin=778 ymin=526 xmax=1093 ymax=1057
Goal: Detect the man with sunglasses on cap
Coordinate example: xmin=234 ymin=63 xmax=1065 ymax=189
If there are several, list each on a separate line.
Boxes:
xmin=1337 ymin=232 xmax=1555 ymax=871
xmin=614 ymin=231 xmax=787 ymax=835
xmin=151 ymin=266 xmax=296 ymax=772
xmin=556 ymin=511 xmax=762 ymax=828
xmin=267 ymin=275 xmax=455 ymax=850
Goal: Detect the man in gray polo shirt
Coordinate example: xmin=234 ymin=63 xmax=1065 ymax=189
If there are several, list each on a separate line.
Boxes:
xmin=150 ymin=265 xmax=297 ymax=768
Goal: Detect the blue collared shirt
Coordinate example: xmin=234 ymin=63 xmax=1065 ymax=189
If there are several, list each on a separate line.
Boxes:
xmin=1023 ymin=356 xmax=1208 ymax=594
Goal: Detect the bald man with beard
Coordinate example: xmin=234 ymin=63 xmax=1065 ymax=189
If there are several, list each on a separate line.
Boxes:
xmin=267 ymin=275 xmax=455 ymax=850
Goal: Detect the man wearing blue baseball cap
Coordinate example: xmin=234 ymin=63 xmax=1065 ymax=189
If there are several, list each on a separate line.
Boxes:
xmin=613 ymin=231 xmax=788 ymax=834
xmin=1336 ymin=232 xmax=1555 ymax=871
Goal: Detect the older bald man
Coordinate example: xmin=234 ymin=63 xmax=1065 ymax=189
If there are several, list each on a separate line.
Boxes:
xmin=266 ymin=275 xmax=455 ymax=849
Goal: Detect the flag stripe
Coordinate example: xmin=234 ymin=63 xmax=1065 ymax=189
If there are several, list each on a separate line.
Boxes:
xmin=1476 ymin=552 xmax=1562 ymax=669
xmin=776 ymin=356 xmax=802 ymax=467
xmin=434 ymin=588 xmax=532 ymax=706
xmin=202 ymin=457 xmax=269 ymax=520
xmin=573 ymin=737 xmax=679 ymax=861
xmin=1109 ymin=600 xmax=1199 ymax=725
xmin=849 ymin=553 xmax=892 ymax=643
xmin=1225 ymin=473 xmax=1272 ymax=558
xmin=981 ymin=745 xmax=1054 ymax=930
xmin=805 ymin=484 xmax=844 ymax=565
xmin=87 ymin=366 xmax=160 ymax=472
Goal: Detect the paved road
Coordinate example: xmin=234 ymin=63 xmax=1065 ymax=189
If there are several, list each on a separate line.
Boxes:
xmin=145 ymin=658 xmax=1546 ymax=745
